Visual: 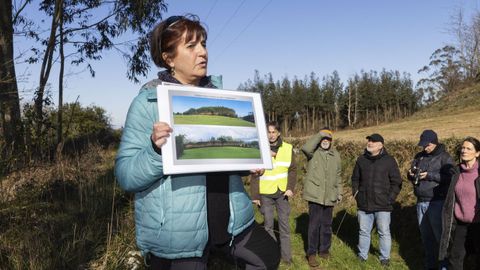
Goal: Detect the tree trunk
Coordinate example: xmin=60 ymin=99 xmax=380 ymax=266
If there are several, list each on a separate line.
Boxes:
xmin=347 ymin=86 xmax=352 ymax=127
xmin=35 ymin=0 xmax=61 ymax=139
xmin=354 ymin=86 xmax=358 ymax=126
xmin=0 ymin=0 xmax=24 ymax=160
xmin=334 ymin=101 xmax=339 ymax=130
xmin=283 ymin=115 xmax=289 ymax=137
xmin=366 ymin=109 xmax=369 ymax=126
xmin=56 ymin=0 xmax=65 ymax=156
xmin=312 ymin=107 xmax=316 ymax=131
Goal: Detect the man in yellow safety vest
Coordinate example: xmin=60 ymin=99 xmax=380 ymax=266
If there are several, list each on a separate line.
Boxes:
xmin=251 ymin=121 xmax=297 ymax=265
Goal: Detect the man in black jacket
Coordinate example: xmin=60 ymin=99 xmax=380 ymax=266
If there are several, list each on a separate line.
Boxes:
xmin=408 ymin=130 xmax=454 ymax=270
xmin=351 ymin=133 xmax=402 ymax=267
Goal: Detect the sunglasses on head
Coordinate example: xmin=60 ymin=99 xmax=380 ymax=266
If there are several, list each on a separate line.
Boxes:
xmin=164 ymin=16 xmax=184 ymax=29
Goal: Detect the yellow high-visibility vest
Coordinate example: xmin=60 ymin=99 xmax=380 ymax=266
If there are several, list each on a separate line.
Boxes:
xmin=259 ymin=142 xmax=292 ymax=194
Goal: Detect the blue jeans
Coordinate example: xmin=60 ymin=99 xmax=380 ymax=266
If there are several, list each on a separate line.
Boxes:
xmin=417 ymin=200 xmax=445 ymax=269
xmin=357 ymin=210 xmax=391 ymax=261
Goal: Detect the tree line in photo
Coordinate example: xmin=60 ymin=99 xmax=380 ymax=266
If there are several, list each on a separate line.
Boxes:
xmin=175 ymin=134 xmax=259 ymax=158
xmin=175 ymin=106 xmax=254 ymax=123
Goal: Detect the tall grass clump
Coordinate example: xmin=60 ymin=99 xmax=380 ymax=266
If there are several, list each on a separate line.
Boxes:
xmin=0 ymin=145 xmax=132 ymax=269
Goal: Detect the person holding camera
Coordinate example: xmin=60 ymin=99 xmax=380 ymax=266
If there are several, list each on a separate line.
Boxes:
xmin=408 ymin=130 xmax=455 ymax=270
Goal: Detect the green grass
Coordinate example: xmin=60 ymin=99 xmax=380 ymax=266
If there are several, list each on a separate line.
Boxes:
xmin=246 ymin=192 xmax=422 ymax=270
xmin=174 ymin=114 xmax=255 ymax=127
xmin=179 ymin=146 xmax=261 ymax=159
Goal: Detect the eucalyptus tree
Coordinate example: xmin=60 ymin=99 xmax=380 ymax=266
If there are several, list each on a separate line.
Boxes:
xmin=8 ymin=0 xmax=167 ymax=154
xmin=417 ymin=45 xmax=464 ymax=103
xmin=0 ymin=0 xmax=25 ymax=161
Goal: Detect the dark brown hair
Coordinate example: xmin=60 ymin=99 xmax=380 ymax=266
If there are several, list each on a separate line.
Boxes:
xmin=267 ymin=121 xmax=281 ymax=132
xmin=458 ymin=136 xmax=480 ymax=161
xmin=149 ymin=14 xmax=207 ymax=70
xmin=463 ymin=137 xmax=480 ymax=152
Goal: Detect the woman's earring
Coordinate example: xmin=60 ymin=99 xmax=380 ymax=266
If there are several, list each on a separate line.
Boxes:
xmin=171 ymin=67 xmax=175 ymax=76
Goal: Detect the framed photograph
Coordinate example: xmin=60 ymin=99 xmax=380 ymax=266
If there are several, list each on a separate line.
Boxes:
xmin=157 ymin=83 xmax=273 ymax=174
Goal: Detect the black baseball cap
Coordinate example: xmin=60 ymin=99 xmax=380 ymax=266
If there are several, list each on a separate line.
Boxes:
xmin=418 ymin=129 xmax=438 ymax=147
xmin=366 ymin=133 xmax=384 ymax=144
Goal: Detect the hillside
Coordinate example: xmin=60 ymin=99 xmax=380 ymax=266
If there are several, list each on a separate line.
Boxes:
xmin=333 ymin=83 xmax=480 ymax=142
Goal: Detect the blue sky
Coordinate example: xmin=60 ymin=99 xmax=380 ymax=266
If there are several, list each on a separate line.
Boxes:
xmin=172 ymin=96 xmax=253 ymax=117
xmin=14 ymin=0 xmax=479 ymax=128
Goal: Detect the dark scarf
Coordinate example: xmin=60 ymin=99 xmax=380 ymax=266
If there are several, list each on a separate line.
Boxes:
xmin=157 ymin=70 xmax=216 ymax=88
xmin=364 ymin=147 xmax=386 ymax=160
xmin=270 ymin=137 xmax=283 ymax=154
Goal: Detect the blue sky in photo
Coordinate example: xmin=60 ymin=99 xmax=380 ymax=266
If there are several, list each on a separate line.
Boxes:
xmin=174 ymin=126 xmax=259 ymax=143
xmin=172 ymin=96 xmax=253 ymax=117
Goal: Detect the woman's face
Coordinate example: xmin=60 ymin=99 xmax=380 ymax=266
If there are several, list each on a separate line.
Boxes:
xmin=461 ymin=141 xmax=480 ymax=163
xmin=167 ymin=32 xmax=208 ymax=85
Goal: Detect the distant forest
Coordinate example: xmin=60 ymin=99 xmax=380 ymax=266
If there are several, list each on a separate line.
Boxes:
xmin=239 ymin=69 xmax=419 ymax=135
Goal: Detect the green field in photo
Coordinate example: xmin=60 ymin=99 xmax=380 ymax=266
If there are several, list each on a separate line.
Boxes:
xmin=174 ymin=115 xmax=255 ymax=127
xmin=179 ymin=146 xmax=261 ymax=159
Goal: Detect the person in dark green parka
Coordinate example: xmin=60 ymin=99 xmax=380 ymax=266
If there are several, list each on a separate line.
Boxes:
xmin=301 ymin=128 xmax=342 ymax=267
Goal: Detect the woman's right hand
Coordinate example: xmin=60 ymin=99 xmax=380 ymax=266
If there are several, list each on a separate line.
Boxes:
xmin=151 ymin=122 xmax=173 ymax=149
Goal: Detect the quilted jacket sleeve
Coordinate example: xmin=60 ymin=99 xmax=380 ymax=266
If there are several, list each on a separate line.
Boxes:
xmin=335 ymin=151 xmax=343 ymax=197
xmin=115 ymin=90 xmax=165 ymax=192
xmin=302 ymin=133 xmax=322 ymax=160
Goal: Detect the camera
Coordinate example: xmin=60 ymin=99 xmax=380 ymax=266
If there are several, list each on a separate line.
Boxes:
xmin=411 ymin=166 xmax=423 ymax=186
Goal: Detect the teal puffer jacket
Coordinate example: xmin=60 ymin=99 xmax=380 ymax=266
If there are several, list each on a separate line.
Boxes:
xmin=115 ymin=79 xmax=255 ymax=259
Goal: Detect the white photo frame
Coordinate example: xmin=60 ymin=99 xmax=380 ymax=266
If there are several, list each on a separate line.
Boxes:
xmin=157 ymin=84 xmax=273 ymax=175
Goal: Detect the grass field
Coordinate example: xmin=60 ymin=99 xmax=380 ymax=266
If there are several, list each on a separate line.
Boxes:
xmin=174 ymin=114 xmax=255 ymax=127
xmin=179 ymin=146 xmax=261 ymax=159
xmin=249 ymin=197 xmax=422 ymax=270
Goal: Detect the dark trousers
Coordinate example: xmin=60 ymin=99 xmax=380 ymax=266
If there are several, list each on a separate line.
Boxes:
xmin=448 ymin=221 xmax=480 ymax=270
xmin=149 ymin=223 xmax=280 ymax=270
xmin=260 ymin=193 xmax=291 ymax=261
xmin=307 ymin=202 xmax=333 ymax=256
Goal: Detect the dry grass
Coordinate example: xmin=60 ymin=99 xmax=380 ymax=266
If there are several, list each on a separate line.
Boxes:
xmin=333 ymin=110 xmax=480 ymax=142
xmin=322 ymin=84 xmax=480 ymax=141
xmin=290 ymin=83 xmax=480 ymax=143
xmin=0 ymin=145 xmax=134 ymax=270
